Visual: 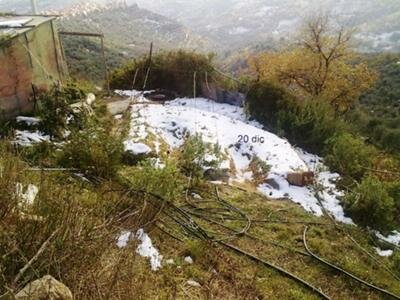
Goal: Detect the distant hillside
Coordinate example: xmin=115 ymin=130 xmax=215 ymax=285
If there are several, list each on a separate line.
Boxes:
xmin=58 ymin=3 xmax=213 ymax=57
xmin=135 ymin=0 xmax=400 ymax=52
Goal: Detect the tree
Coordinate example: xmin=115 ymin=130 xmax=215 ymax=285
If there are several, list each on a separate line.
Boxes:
xmin=250 ymin=16 xmax=376 ymax=112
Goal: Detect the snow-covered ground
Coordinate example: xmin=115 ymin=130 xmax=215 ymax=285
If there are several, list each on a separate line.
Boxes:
xmin=117 ymin=229 xmax=163 ymax=271
xmin=124 ymin=94 xmax=353 ymax=224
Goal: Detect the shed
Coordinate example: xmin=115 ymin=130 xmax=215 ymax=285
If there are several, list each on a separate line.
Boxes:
xmin=0 ymin=15 xmax=66 ymax=118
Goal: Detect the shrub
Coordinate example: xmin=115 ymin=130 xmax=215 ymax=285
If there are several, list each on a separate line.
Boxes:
xmin=277 ymin=99 xmax=344 ymax=153
xmin=249 ymin=155 xmax=271 ymax=185
xmin=110 ymin=50 xmax=215 ymax=97
xmin=58 ymin=120 xmax=123 ymax=179
xmin=125 ymin=158 xmax=184 ymax=200
xmin=344 ymin=176 xmax=396 ymax=232
xmin=245 ymin=81 xmax=293 ymax=128
xmin=178 ymin=134 xmax=222 ymax=182
xmin=246 ymin=81 xmax=344 ymax=153
xmin=324 ymin=133 xmax=378 ymax=181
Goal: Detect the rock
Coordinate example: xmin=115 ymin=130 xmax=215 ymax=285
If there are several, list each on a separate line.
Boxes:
xmin=286 ymin=171 xmax=314 ymax=187
xmin=15 ymin=275 xmax=73 ymax=300
xmin=265 ymin=178 xmax=280 ymax=190
xmin=203 ymin=168 xmax=230 ymax=183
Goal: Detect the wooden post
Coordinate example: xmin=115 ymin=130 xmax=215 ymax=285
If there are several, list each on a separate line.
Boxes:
xmin=100 ymin=36 xmax=111 ymax=94
xmin=193 ymin=71 xmax=197 ymax=98
xmin=58 ymin=31 xmax=110 ymax=93
xmin=142 ymin=42 xmax=153 ymax=90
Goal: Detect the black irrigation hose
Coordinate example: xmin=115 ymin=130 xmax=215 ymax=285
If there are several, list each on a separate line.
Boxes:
xmin=314 ymin=190 xmax=400 ymax=282
xmin=191 ymin=211 xmax=310 ymax=257
xmin=219 ymin=241 xmax=331 ymax=300
xmin=121 ymin=186 xmax=332 ymax=298
xmin=303 ymin=226 xmax=400 ymax=300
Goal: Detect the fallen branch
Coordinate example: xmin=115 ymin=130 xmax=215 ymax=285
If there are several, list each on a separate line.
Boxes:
xmin=12 ymin=229 xmax=59 ymax=287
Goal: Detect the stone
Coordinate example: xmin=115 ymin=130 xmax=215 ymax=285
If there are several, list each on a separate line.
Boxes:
xmin=265 ymin=178 xmax=280 ymax=190
xmin=15 ymin=275 xmax=73 ymax=300
xmin=203 ymin=168 xmax=230 ymax=183
xmin=286 ymin=171 xmax=314 ymax=187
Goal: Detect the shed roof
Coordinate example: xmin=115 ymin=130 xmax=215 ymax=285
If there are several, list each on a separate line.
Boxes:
xmin=0 ymin=15 xmax=55 ymax=40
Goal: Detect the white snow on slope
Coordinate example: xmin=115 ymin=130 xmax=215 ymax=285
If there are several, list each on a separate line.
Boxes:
xmin=374 ymin=247 xmax=393 ymax=257
xmin=125 ymin=96 xmax=352 ymax=223
xmin=16 ymin=116 xmax=41 ymax=126
xmin=116 ymin=229 xmax=163 ymax=271
xmin=124 ymin=141 xmax=152 ymax=155
xmin=375 ymin=230 xmax=400 ymax=246
xmin=14 ymin=130 xmax=50 ymax=147
xmin=16 ymin=183 xmax=39 ymax=207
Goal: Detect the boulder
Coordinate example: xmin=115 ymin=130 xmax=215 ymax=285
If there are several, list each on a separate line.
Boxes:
xmin=15 ymin=275 xmax=73 ymax=300
xmin=203 ymin=168 xmax=230 ymax=183
xmin=286 ymin=171 xmax=314 ymax=187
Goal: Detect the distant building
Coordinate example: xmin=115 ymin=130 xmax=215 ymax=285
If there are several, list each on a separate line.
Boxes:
xmin=0 ymin=16 xmax=66 ymax=118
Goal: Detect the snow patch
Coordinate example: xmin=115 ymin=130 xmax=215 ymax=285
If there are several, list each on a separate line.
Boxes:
xmin=116 ymin=229 xmax=163 ymax=271
xmin=374 ymin=247 xmax=393 ymax=257
xmin=127 ymin=97 xmax=353 ymax=223
xmin=184 ymin=256 xmax=193 ymax=264
xmin=136 ymin=229 xmax=163 ymax=271
xmin=375 ymin=231 xmax=400 ymax=246
xmin=16 ymin=116 xmax=41 ymax=126
xmin=124 ymin=141 xmax=152 ymax=155
xmin=14 ymin=130 xmax=50 ymax=147
xmin=16 ymin=183 xmax=39 ymax=206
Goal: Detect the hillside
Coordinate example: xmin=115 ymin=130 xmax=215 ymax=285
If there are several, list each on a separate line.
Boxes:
xmin=57 ymin=3 xmax=212 ymax=56
xmin=2 ymin=85 xmax=400 ymax=299
xmin=135 ymin=0 xmax=400 ymax=52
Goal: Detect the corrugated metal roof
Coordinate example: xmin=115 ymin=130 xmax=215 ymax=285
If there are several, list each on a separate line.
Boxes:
xmin=0 ymin=15 xmax=55 ymax=39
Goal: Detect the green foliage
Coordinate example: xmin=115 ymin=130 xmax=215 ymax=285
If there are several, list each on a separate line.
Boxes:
xmin=36 ymin=85 xmax=72 ymax=139
xmin=245 ymin=80 xmax=293 ymax=127
xmin=392 ymin=252 xmax=400 ymax=277
xmin=36 ymin=82 xmax=89 ymax=139
xmin=58 ymin=119 xmax=123 ymax=179
xmin=324 ymin=133 xmax=378 ymax=181
xmin=349 ymin=53 xmax=400 ymax=153
xmin=126 ymin=158 xmax=184 ymax=200
xmin=61 ymin=36 xmax=125 ymax=84
xmin=249 ymin=155 xmax=271 ymax=184
xmin=178 ymin=134 xmax=222 ymax=181
xmin=246 ymin=81 xmax=344 ymax=153
xmin=345 ymin=176 xmax=396 ymax=232
xmin=277 ymin=100 xmax=344 ymax=153
xmin=110 ymin=50 xmax=215 ymax=97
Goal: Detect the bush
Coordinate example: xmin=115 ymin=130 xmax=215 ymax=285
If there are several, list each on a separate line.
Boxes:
xmin=245 ymin=81 xmax=293 ymax=128
xmin=58 ymin=120 xmax=123 ymax=179
xmin=278 ymin=100 xmax=344 ymax=153
xmin=125 ymin=158 xmax=184 ymax=200
xmin=110 ymin=50 xmax=215 ymax=97
xmin=324 ymin=133 xmax=378 ymax=181
xmin=36 ymin=82 xmax=88 ymax=139
xmin=246 ymin=81 xmax=344 ymax=153
xmin=344 ymin=176 xmax=396 ymax=232
xmin=178 ymin=134 xmax=222 ymax=182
